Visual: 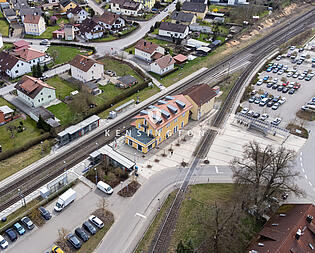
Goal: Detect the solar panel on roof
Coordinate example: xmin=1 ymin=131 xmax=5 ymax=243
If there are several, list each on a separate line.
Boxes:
xmin=165 ymin=96 xmax=175 ymax=100
xmin=148 ymin=105 xmax=157 ymax=109
xmin=167 ymin=104 xmax=178 ymax=114
xmin=161 ymin=109 xmax=170 ymax=119
xmin=175 ymin=100 xmax=186 ymax=108
xmin=158 ymin=100 xmax=168 ymax=105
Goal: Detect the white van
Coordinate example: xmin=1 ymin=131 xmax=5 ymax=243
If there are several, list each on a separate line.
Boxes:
xmin=97 ymin=181 xmax=113 ymax=195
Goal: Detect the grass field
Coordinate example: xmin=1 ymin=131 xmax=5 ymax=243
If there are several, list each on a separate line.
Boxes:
xmin=24 ymin=25 xmax=60 ymax=39
xmin=0 ymin=43 xmax=13 ymax=51
xmin=47 ymin=45 xmax=87 ymax=65
xmin=47 ymin=102 xmax=78 ymax=125
xmin=0 ymin=143 xmax=51 ymax=181
xmin=45 ymin=76 xmax=76 ymax=100
xmin=0 ymin=12 xmax=9 ymax=36
xmin=136 ymin=184 xmax=261 ymax=253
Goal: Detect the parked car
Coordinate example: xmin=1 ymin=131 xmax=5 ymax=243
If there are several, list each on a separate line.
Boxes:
xmin=267 ymin=82 xmax=273 ymax=88
xmin=277 ymin=86 xmax=284 ymax=92
xmin=267 ymin=67 xmax=272 ymax=72
xmin=297 ymin=60 xmax=303 ymax=65
xmin=38 ymin=206 xmax=51 ymax=220
xmin=5 ymin=228 xmax=17 ymax=241
xmin=21 ymin=216 xmax=34 ymax=230
xmin=279 ymin=97 xmax=287 ymax=104
xmin=267 ymin=101 xmax=274 ymax=107
xmin=40 ymin=39 xmax=50 ymax=45
xmin=276 ymin=55 xmax=281 ymax=60
xmin=263 ymin=75 xmax=269 ymax=81
xmin=260 ymin=114 xmax=269 ymax=121
xmin=298 ymin=74 xmax=305 ymax=80
xmin=52 ymin=245 xmax=64 ymax=253
xmin=254 ymin=97 xmax=261 ymax=104
xmin=89 ymin=215 xmax=104 ymax=229
xmin=253 ymin=112 xmax=260 ymax=118
xmin=14 ymin=222 xmax=25 ymax=235
xmin=278 ymin=70 xmax=284 ymax=75
xmin=290 ymin=46 xmax=295 ymax=50
xmin=293 ymin=83 xmax=301 ymax=89
xmin=250 ymin=90 xmax=257 ymax=96
xmin=272 ymin=84 xmax=279 ymax=89
xmin=256 ymin=80 xmax=263 ymax=86
xmin=75 ymin=227 xmax=90 ymax=242
xmin=271 ymin=118 xmax=282 ymax=125
xmin=287 ymin=72 xmax=293 ymax=77
xmin=240 ymin=107 xmax=249 ymax=114
xmin=249 ymin=96 xmax=255 ymax=103
xmin=273 ymin=68 xmax=278 ymax=73
xmin=273 ymin=96 xmax=280 ymax=103
xmin=67 ymin=234 xmax=82 ymax=249
xmin=272 ymin=103 xmax=280 ymax=110
xmin=298 ymin=47 xmax=304 ymax=52
xmin=288 ymin=89 xmax=295 ymax=94
xmin=0 ymin=235 xmax=8 ymax=249
xmin=305 ymin=76 xmax=312 ymax=81
xmin=282 ymin=87 xmax=289 ymax=93
xmin=82 ymin=221 xmax=96 ymax=235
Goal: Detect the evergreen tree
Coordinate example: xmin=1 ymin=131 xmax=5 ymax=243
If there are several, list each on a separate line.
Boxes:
xmin=36 ymin=62 xmax=42 ymax=77
xmin=37 ymin=116 xmax=51 ymax=132
xmin=176 ymin=241 xmax=186 ymax=253
xmin=176 ymin=1 xmax=181 ymax=11
xmin=43 ymin=63 xmax=48 ymax=72
xmin=32 ymin=66 xmax=37 ymax=77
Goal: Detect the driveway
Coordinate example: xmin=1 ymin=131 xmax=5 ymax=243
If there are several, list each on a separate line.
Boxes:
xmin=43 ymin=64 xmax=70 ymax=78
xmin=0 ymin=84 xmax=15 ymax=96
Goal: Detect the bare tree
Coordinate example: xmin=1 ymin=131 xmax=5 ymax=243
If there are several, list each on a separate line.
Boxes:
xmin=6 ymin=122 xmax=16 ymax=138
xmin=231 ymin=141 xmax=304 ymax=216
xmin=98 ymin=198 xmax=108 ymax=212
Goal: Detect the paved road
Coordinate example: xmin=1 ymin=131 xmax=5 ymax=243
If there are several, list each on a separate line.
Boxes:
xmin=5 ymin=165 xmax=232 ymax=253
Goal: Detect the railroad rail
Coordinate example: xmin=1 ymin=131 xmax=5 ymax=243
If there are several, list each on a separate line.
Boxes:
xmin=0 ymin=7 xmax=314 ymax=213
xmin=149 ymin=9 xmax=315 ymax=252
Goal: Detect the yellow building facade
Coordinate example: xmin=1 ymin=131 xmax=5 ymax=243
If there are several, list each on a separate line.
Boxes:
xmin=134 ymin=0 xmax=155 ymax=10
xmin=60 ymin=1 xmax=77 ymax=13
xmin=125 ymin=95 xmax=192 ymax=153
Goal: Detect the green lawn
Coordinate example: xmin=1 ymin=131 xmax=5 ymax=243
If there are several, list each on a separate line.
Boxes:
xmin=0 ymin=117 xmax=42 ymax=151
xmin=0 ymin=42 xmax=13 ymax=51
xmin=45 ymin=76 xmax=76 ymax=100
xmin=0 ymin=12 xmax=9 ymax=36
xmin=92 ymin=34 xmax=116 ymax=42
xmin=98 ymin=85 xmax=160 ymax=118
xmin=100 ymin=58 xmax=144 ymax=83
xmin=47 ymin=45 xmax=86 ymax=65
xmin=47 ymin=102 xmax=78 ymax=125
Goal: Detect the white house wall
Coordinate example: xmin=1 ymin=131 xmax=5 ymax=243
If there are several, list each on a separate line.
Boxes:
xmin=7 ymin=60 xmax=31 ymax=78
xmin=71 ymin=63 xmax=103 ymax=82
xmin=17 ymin=87 xmax=56 ymax=107
xmin=159 ymin=27 xmax=188 ymax=39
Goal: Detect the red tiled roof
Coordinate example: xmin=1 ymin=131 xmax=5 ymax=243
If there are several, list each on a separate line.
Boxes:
xmin=155 ymin=54 xmax=175 ymax=69
xmin=173 ymin=54 xmax=187 ymax=63
xmin=247 ymin=204 xmax=315 ymax=253
xmin=135 ymin=39 xmax=159 ymax=54
xmin=15 ymin=76 xmax=55 ymax=99
xmin=23 ymin=14 xmax=41 ymax=24
xmin=151 ymin=52 xmax=163 ymax=60
xmin=69 ymin=54 xmax=103 ymax=72
xmin=13 ymin=40 xmax=30 ymax=49
xmin=13 ymin=48 xmax=46 ymax=62
xmin=93 ymin=11 xmax=122 ymax=25
xmin=132 ymin=94 xmax=193 ymax=130
xmin=183 ymin=83 xmax=217 ymax=106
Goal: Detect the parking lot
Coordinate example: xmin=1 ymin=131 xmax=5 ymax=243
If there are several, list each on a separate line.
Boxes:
xmin=241 ymin=44 xmax=315 ymax=128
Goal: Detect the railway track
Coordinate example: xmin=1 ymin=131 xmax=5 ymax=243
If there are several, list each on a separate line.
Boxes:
xmin=0 ymin=7 xmax=314 ymax=213
xmin=149 ymin=10 xmax=315 ymax=252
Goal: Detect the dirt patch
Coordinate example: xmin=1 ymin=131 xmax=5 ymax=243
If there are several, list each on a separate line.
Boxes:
xmin=118 ymin=180 xmax=141 ymax=197
xmin=296 ymin=110 xmax=315 ymax=121
xmin=286 ymin=124 xmax=309 ymax=139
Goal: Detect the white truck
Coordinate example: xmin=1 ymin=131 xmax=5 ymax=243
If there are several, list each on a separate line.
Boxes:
xmin=54 ymin=188 xmax=76 ymax=212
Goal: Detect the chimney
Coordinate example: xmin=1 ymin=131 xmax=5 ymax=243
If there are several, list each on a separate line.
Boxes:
xmin=306 ymin=214 xmax=313 ymax=223
xmin=295 ymin=228 xmax=302 ymax=240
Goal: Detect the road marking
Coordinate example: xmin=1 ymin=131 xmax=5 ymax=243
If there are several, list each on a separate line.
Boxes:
xmin=300 ymin=157 xmax=302 ymax=161
xmin=135 ymin=213 xmax=147 ymax=219
xmin=302 ymin=168 xmax=305 ymax=173
xmin=309 ymin=181 xmax=313 ymax=186
xmin=305 ymin=175 xmax=308 ymax=179
xmin=300 ymin=152 xmax=303 ymax=156
xmin=215 ymin=166 xmax=219 ymax=174
xmin=300 ymin=161 xmax=303 ymax=167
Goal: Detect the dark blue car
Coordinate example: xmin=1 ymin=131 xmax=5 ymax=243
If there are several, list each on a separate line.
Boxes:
xmin=5 ymin=228 xmax=17 ymax=242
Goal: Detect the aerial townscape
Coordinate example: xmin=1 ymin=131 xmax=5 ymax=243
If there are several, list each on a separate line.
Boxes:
xmin=0 ymin=0 xmax=314 ymax=251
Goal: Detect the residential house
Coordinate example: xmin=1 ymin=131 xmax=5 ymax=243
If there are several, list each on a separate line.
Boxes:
xmin=60 ymin=0 xmax=77 ymax=12
xmin=182 ymin=1 xmax=208 ymax=19
xmin=29 ymin=106 xmax=59 ymax=128
xmin=150 ymin=54 xmax=175 ymax=75
xmin=0 ymin=105 xmax=14 ymax=125
xmin=23 ymin=14 xmax=46 ymax=36
xmin=134 ymin=0 xmax=154 ymax=9
xmin=13 ymin=40 xmax=30 ymax=51
xmin=3 ymin=8 xmax=18 ymax=23
xmin=66 ymin=6 xmax=89 ymax=23
xmin=134 ymin=39 xmax=165 ymax=62
xmin=92 ymin=11 xmax=125 ymax=30
xmin=110 ymin=0 xmax=143 ymax=16
xmin=64 ymin=24 xmax=75 ymax=40
xmin=0 ymin=0 xmax=10 ymax=8
xmin=117 ymin=75 xmax=137 ymax=88
xmin=69 ymin=54 xmax=104 ymax=82
xmin=171 ymin=11 xmax=196 ymax=25
xmin=183 ymin=83 xmax=216 ymax=120
xmin=52 ymin=29 xmax=65 ymax=39
xmin=48 ymin=0 xmax=59 ymax=4
xmin=19 ymin=7 xmax=42 ymax=22
xmin=13 ymin=47 xmax=46 ymax=67
xmin=15 ymin=75 xmax=56 ymax=108
xmin=0 ymin=34 xmax=3 ymax=49
xmin=125 ymin=95 xmax=193 ymax=153
xmin=210 ymin=0 xmax=248 ymax=5
xmin=79 ymin=18 xmax=105 ymax=40
xmin=173 ymin=54 xmax=187 ymax=65
xmin=0 ymin=51 xmax=31 ymax=79
xmin=159 ymin=22 xmax=189 ymax=39
xmin=247 ymin=204 xmax=315 ymax=252
xmin=42 ymin=3 xmax=59 ymax=10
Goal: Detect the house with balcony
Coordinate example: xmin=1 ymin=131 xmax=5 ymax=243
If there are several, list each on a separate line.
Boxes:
xmin=13 ymin=47 xmax=47 ymax=67
xmin=150 ymin=54 xmax=175 ymax=75
xmin=93 ymin=11 xmax=125 ymax=30
xmin=67 ymin=6 xmax=89 ymax=23
xmin=79 ymin=18 xmax=105 ymax=40
xmin=125 ymin=95 xmax=192 ymax=153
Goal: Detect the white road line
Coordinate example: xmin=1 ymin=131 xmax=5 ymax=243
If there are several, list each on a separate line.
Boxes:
xmin=305 ymin=175 xmax=308 ymax=179
xmin=300 ymin=157 xmax=302 ymax=161
xmin=215 ymin=166 xmax=219 ymax=174
xmin=302 ymin=168 xmax=305 ymax=173
xmin=300 ymin=162 xmax=303 ymax=167
xmin=309 ymin=181 xmax=313 ymax=186
xmin=135 ymin=213 xmax=147 ymax=219
xmin=300 ymin=152 xmax=303 ymax=156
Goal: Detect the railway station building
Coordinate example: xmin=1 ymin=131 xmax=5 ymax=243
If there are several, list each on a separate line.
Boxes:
xmin=125 ymin=94 xmax=192 ymax=153
xmin=57 ymin=115 xmax=100 ymax=146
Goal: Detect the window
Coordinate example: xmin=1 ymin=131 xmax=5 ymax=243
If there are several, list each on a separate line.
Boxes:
xmin=166 ymin=123 xmax=170 ymax=128
xmin=128 ymin=139 xmax=132 ymax=146
xmin=48 ymin=95 xmax=51 ymax=98
xmin=38 ymin=99 xmax=40 ymax=102
xmin=183 ymin=112 xmax=186 ymax=117
xmin=17 ymin=64 xmax=19 ymax=67
xmin=137 ymin=144 xmax=142 ymax=151
xmin=138 ymin=123 xmax=141 ymax=129
xmin=15 ymin=70 xmax=18 ymax=73
xmin=41 ymin=98 xmax=43 ymax=101
xmin=174 ymin=118 xmax=178 ymax=123
xmin=149 ymin=129 xmax=153 ymax=136
xmin=41 ymin=92 xmax=43 ymax=95
xmin=181 ymin=122 xmax=184 ymax=128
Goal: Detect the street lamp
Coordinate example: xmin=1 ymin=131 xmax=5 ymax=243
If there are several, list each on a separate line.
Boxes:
xmin=94 ymin=167 xmax=98 ymax=184
xmin=18 ymin=188 xmax=26 ymax=207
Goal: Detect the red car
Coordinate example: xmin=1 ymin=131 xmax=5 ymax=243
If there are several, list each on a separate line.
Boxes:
xmin=294 ymin=83 xmax=301 ymax=89
xmin=282 ymin=81 xmax=289 ymax=86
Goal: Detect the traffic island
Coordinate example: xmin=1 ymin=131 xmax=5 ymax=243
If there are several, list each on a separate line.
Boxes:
xmin=118 ymin=180 xmax=141 ymax=198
